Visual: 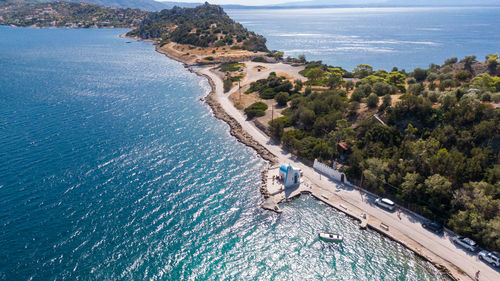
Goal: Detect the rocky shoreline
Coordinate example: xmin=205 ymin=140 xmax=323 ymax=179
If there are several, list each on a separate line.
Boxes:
xmin=144 ymin=36 xmax=278 ymax=203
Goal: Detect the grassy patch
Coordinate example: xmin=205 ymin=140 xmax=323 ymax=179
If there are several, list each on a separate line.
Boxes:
xmin=219 ymin=62 xmax=245 ymax=72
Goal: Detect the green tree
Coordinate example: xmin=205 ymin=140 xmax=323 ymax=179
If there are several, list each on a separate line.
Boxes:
xmin=328 ymin=119 xmax=355 ymax=144
xmin=298 ymin=108 xmax=316 ymax=130
xmin=362 ymin=158 xmax=389 ymax=192
xmin=455 ymin=71 xmax=472 ymax=82
xmin=326 ymin=67 xmax=344 ymax=89
xmin=444 ymin=57 xmax=458 ymax=66
xmin=268 ymin=116 xmax=290 ymax=139
xmin=461 ymin=55 xmax=477 ymax=73
xmin=379 ymin=94 xmax=392 ymax=111
xmin=293 ymin=79 xmax=303 ymax=92
xmin=275 ymin=92 xmax=290 ymax=107
xmin=401 ymin=172 xmax=423 ymax=201
xmin=413 ymin=68 xmax=428 ymax=82
xmin=305 ymin=67 xmax=325 ymax=86
xmin=353 ymin=64 xmax=373 ymax=79
xmin=385 ymin=71 xmax=407 ymax=92
xmin=367 ymin=93 xmax=379 ymax=108
xmin=345 ymin=80 xmax=354 ymax=91
xmin=373 ymin=81 xmax=393 ymax=96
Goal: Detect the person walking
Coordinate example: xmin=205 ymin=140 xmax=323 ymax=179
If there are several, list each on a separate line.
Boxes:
xmin=475 ymin=270 xmax=480 ymax=280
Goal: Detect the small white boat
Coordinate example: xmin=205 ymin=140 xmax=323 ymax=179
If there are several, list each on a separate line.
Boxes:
xmin=319 ymin=232 xmax=343 ymax=242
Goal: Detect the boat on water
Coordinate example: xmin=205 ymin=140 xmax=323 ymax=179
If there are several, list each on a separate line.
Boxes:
xmin=319 ymin=233 xmax=343 ymax=242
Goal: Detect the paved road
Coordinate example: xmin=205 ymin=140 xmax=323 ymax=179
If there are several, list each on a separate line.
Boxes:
xmin=198 ymin=63 xmax=500 ymax=281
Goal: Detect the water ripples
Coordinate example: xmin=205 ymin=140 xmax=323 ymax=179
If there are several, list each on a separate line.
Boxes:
xmin=0 ymin=27 xmax=452 ymax=281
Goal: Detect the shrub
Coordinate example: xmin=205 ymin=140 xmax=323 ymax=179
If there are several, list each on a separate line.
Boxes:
xmin=203 ymin=56 xmax=214 ymax=61
xmin=379 ymin=94 xmax=391 ymax=111
xmin=252 ymin=56 xmax=267 ymax=63
xmin=244 ymin=102 xmax=268 ymax=118
xmin=223 ymin=77 xmax=233 ymax=93
xmin=413 ymin=68 xmax=428 ymax=82
xmin=260 ymin=88 xmax=277 ymax=99
xmin=304 ymin=87 xmax=312 ymax=96
xmin=407 ymin=77 xmax=417 ymax=84
xmin=367 ymin=93 xmax=379 ymax=108
xmin=350 ymin=88 xmax=365 ymax=102
xmin=455 ymin=71 xmax=472 ymax=82
xmin=268 ymin=116 xmax=291 ymax=139
xmin=275 ymin=92 xmax=290 ymax=106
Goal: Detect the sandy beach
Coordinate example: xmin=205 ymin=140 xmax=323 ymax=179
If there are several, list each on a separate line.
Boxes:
xmin=149 ymin=38 xmax=499 ymax=281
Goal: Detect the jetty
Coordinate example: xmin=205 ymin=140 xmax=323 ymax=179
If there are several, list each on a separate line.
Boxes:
xmin=261 ymin=165 xmax=371 ymax=231
xmin=260 ymin=164 xmax=471 ymax=281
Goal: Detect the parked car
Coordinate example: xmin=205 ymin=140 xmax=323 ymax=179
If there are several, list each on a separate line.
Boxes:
xmin=452 ymin=236 xmax=478 ymax=252
xmin=422 ymin=220 xmax=443 ymax=233
xmin=375 ymin=198 xmax=395 ymax=211
xmin=479 ymin=250 xmax=500 ymax=267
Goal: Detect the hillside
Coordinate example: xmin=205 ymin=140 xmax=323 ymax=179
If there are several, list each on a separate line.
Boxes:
xmin=0 ymin=0 xmax=201 ymax=11
xmin=0 ymin=1 xmax=268 ymax=52
xmin=0 ymin=1 xmax=147 ymax=27
xmin=127 ymin=3 xmax=267 ymax=51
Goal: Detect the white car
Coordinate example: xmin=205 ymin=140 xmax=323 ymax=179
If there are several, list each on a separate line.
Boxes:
xmin=375 ymin=198 xmax=395 ymax=211
xmin=479 ymin=250 xmax=500 ymax=267
xmin=452 ymin=236 xmax=478 ymax=252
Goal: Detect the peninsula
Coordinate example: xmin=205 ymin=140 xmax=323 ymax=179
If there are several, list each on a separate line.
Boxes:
xmin=1 ymin=2 xmax=499 ymax=281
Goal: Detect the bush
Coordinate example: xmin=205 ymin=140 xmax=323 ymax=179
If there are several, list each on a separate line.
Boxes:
xmin=413 ymin=68 xmax=428 ymax=82
xmin=367 ymin=93 xmax=379 ymax=108
xmin=244 ymin=102 xmax=268 ymax=118
xmin=350 ymin=88 xmax=365 ymax=102
xmin=455 ymin=71 xmax=472 ymax=82
xmin=379 ymin=94 xmax=391 ymax=111
xmin=373 ymin=82 xmax=393 ymax=96
xmin=223 ymin=78 xmax=233 ymax=93
xmin=203 ymin=56 xmax=214 ymax=61
xmin=260 ymin=88 xmax=277 ymax=99
xmin=407 ymin=77 xmax=417 ymax=84
xmin=268 ymin=116 xmax=291 ymax=139
xmin=294 ymin=79 xmax=303 ymax=92
xmin=275 ymin=92 xmax=290 ymax=106
xmin=252 ymin=56 xmax=267 ymax=63
xmin=480 ymin=92 xmax=491 ymax=102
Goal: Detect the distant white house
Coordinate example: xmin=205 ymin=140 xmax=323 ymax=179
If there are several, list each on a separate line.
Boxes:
xmin=279 ymin=164 xmax=301 ymax=188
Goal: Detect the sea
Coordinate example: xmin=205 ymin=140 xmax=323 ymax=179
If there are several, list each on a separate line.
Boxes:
xmin=2 ymin=7 xmax=491 ymax=280
xmin=227 ymin=6 xmax=500 ymax=71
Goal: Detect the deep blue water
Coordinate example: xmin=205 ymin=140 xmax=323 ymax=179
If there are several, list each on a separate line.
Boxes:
xmin=227 ymin=6 xmax=500 ymax=71
xmin=0 ymin=27 xmax=452 ymax=280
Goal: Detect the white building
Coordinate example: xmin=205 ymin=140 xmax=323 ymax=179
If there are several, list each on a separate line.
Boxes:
xmin=279 ymin=164 xmax=301 ymax=188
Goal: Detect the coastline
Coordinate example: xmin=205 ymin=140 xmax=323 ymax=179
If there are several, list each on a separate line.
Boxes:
xmin=126 ymin=34 xmax=497 ymax=281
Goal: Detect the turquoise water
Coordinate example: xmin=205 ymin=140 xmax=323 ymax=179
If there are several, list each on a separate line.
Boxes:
xmin=227 ymin=7 xmax=500 ymax=71
xmin=0 ymin=27 xmax=451 ymax=280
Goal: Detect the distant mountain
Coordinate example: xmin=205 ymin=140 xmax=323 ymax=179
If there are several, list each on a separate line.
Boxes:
xmin=384 ymin=0 xmax=500 ymax=6
xmin=277 ymin=0 xmax=500 ymax=7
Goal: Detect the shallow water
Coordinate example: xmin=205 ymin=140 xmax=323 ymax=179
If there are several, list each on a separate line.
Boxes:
xmin=0 ymin=26 xmax=451 ymax=280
